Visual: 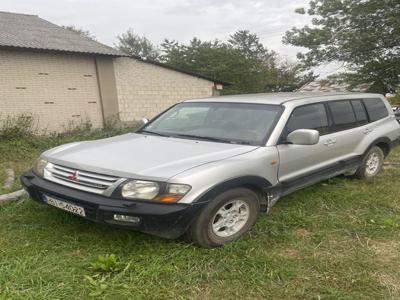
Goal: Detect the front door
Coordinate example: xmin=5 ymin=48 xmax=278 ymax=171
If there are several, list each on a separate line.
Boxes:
xmin=277 ymin=103 xmax=337 ymax=193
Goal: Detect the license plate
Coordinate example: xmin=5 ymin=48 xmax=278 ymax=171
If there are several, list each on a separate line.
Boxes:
xmin=44 ymin=195 xmax=86 ymax=217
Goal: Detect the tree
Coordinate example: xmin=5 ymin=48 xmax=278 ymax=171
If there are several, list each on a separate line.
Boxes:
xmin=228 ymin=30 xmax=275 ymax=64
xmin=116 ymin=29 xmax=160 ymax=60
xmin=283 ymin=0 xmax=400 ymax=94
xmin=264 ymin=61 xmax=317 ymax=92
xmin=161 ymin=38 xmax=259 ymax=94
xmin=161 ymin=31 xmax=311 ymax=94
xmin=63 ymin=25 xmax=96 ymax=40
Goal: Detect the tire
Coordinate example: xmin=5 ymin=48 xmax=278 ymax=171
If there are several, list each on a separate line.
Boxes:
xmin=188 ymin=188 xmax=260 ymax=248
xmin=354 ymin=146 xmax=384 ymax=179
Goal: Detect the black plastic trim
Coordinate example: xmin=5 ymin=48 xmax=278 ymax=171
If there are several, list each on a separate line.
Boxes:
xmin=391 ymin=137 xmax=400 ymax=149
xmin=278 ymin=137 xmax=397 ymax=195
xmin=369 ymin=137 xmax=393 ymax=156
xmin=279 ymin=155 xmax=363 ymax=195
xmin=20 ymin=171 xmax=204 ymax=239
xmin=192 ymin=176 xmax=272 ymax=204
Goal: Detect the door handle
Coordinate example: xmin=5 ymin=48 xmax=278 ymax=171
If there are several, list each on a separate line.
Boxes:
xmin=323 ymin=139 xmax=336 ymax=146
xmin=364 ymin=128 xmax=373 ymax=135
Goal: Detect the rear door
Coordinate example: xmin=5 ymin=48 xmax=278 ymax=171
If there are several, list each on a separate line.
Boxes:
xmin=324 ymin=99 xmax=368 ymax=163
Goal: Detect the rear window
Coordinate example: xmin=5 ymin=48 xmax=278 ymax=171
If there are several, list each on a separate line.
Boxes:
xmin=351 ymin=100 xmax=368 ymax=123
xmin=364 ymin=98 xmax=388 ymax=122
xmin=328 ymin=101 xmax=357 ymax=130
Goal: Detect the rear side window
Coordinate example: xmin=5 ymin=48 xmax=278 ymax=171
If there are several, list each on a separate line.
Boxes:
xmin=328 ymin=101 xmax=356 ymax=130
xmin=351 ymin=100 xmax=368 ymax=123
xmin=364 ymin=98 xmax=388 ymax=122
xmin=286 ymin=103 xmax=329 ymax=135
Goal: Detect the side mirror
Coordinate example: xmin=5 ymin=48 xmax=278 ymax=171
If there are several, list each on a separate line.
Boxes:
xmin=287 ymin=129 xmax=319 ymax=145
xmin=140 ymin=117 xmax=149 ymax=125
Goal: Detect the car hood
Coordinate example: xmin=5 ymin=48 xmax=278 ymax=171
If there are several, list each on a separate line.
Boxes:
xmin=43 ymin=133 xmax=259 ymax=180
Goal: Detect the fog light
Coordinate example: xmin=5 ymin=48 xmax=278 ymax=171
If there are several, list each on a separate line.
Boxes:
xmin=113 ymin=214 xmax=140 ymax=224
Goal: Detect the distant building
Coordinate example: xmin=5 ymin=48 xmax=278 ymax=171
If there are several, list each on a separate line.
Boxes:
xmin=0 ymin=11 xmax=227 ymax=132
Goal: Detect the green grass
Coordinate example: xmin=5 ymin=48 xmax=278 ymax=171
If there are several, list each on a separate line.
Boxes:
xmin=1 ymin=132 xmax=400 ymax=299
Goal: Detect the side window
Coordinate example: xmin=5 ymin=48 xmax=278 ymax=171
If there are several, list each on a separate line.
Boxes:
xmin=328 ymin=100 xmax=357 ymax=130
xmin=364 ymin=98 xmax=389 ymax=122
xmin=286 ymin=103 xmax=329 ymax=135
xmin=351 ymin=100 xmax=368 ymax=124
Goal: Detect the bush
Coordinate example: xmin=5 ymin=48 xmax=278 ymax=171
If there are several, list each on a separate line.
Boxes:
xmin=0 ymin=114 xmax=138 ymax=141
xmin=0 ymin=114 xmax=38 ymax=139
xmin=59 ymin=119 xmax=94 ymax=138
xmin=389 ymin=92 xmax=400 ymax=105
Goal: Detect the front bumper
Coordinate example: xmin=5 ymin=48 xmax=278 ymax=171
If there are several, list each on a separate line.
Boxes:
xmin=20 ymin=171 xmax=206 ymax=239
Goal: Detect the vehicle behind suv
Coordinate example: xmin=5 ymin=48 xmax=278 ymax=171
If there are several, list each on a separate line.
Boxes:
xmin=393 ymin=106 xmax=400 ymax=123
xmin=21 ymin=92 xmax=400 ymax=247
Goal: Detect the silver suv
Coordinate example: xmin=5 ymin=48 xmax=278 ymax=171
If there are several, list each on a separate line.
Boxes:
xmin=21 ymin=92 xmax=400 ymax=247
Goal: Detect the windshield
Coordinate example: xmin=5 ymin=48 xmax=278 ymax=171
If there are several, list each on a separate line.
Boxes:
xmin=139 ymin=102 xmax=282 ymax=145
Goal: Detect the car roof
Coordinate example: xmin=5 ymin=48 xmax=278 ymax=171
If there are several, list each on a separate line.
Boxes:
xmin=184 ymin=92 xmax=383 ymax=105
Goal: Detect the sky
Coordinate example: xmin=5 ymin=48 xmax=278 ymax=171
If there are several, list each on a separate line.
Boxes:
xmin=0 ymin=0 xmax=340 ymax=77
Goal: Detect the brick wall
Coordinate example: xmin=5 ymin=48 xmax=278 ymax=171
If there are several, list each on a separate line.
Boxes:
xmin=0 ymin=50 xmax=103 ymax=132
xmin=113 ymin=57 xmax=215 ymax=122
xmin=0 ymin=51 xmax=219 ymax=133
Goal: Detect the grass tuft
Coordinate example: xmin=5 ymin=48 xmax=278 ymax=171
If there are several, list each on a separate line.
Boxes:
xmin=88 ymin=254 xmax=124 ymax=274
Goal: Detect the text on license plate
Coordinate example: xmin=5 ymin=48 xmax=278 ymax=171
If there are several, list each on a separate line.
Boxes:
xmin=44 ymin=195 xmax=86 ymax=217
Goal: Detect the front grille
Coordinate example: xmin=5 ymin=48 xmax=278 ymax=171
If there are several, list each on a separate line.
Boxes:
xmin=45 ymin=163 xmax=123 ymax=195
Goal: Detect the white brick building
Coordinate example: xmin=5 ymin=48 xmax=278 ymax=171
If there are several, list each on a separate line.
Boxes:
xmin=0 ymin=11 xmax=226 ymax=132
xmin=113 ymin=57 xmax=218 ymax=123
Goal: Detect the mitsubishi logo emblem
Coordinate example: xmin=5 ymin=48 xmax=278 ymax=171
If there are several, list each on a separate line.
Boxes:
xmin=68 ymin=170 xmax=80 ymax=182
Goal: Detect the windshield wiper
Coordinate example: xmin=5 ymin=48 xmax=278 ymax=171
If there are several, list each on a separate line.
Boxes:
xmin=139 ymin=130 xmax=169 ymax=137
xmin=171 ymin=133 xmax=249 ymax=144
xmin=139 ymin=131 xmax=251 ymax=144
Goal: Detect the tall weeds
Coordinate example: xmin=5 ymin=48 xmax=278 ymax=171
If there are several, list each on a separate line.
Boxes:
xmin=0 ymin=114 xmax=137 ymax=141
xmin=0 ymin=114 xmax=38 ymax=139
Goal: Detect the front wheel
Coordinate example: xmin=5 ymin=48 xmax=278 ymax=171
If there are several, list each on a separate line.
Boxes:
xmin=354 ymin=146 xmax=384 ymax=179
xmin=188 ymin=188 xmax=260 ymax=248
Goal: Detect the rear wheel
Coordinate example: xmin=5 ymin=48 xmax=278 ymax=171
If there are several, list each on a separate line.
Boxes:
xmin=188 ymin=188 xmax=260 ymax=248
xmin=354 ymin=146 xmax=384 ymax=179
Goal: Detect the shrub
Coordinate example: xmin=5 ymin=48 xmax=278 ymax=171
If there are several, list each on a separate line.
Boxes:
xmin=389 ymin=92 xmax=400 ymax=105
xmin=0 ymin=114 xmax=38 ymax=139
xmin=59 ymin=119 xmax=94 ymax=138
xmin=0 ymin=114 xmax=138 ymax=141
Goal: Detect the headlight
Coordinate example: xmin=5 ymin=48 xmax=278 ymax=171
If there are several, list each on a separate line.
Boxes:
xmin=167 ymin=184 xmax=191 ymax=195
xmin=121 ymin=180 xmax=160 ymax=200
xmin=33 ymin=158 xmax=48 ymax=177
xmin=153 ymin=183 xmax=191 ymax=203
xmin=120 ymin=180 xmax=191 ymax=203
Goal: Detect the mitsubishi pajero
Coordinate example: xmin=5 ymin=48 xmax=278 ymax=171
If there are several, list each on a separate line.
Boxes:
xmin=21 ymin=92 xmax=400 ymax=247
